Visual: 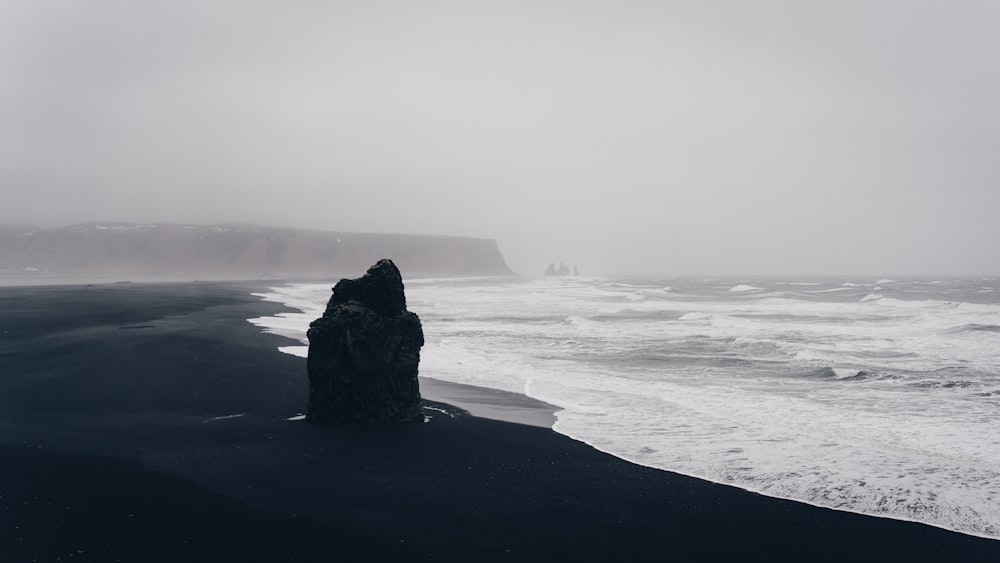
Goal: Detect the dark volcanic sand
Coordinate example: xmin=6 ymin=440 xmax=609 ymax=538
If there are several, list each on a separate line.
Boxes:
xmin=1 ymin=282 xmax=997 ymax=562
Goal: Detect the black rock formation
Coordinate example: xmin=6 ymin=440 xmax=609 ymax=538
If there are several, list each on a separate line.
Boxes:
xmin=545 ymin=262 xmax=573 ymax=276
xmin=306 ymin=259 xmax=424 ymax=423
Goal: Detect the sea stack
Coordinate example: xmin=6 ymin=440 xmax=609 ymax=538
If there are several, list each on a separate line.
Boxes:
xmin=306 ymin=259 xmax=424 ymax=423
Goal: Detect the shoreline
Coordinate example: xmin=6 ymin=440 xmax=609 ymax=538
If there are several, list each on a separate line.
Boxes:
xmin=419 ymin=376 xmax=559 ymax=428
xmin=2 ymin=280 xmax=998 ymax=561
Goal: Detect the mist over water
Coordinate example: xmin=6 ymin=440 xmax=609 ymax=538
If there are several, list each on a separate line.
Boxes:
xmin=251 ymin=276 xmax=1000 ymax=539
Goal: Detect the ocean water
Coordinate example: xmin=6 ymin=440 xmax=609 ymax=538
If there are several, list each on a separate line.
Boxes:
xmin=249 ymin=276 xmax=1000 ymax=539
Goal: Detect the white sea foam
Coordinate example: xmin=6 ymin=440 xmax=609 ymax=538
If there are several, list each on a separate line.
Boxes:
xmin=729 ymin=284 xmax=764 ymax=293
xmin=203 ymin=413 xmax=247 ymax=423
xmin=805 ymin=287 xmax=852 ymax=293
xmin=278 ymin=345 xmax=308 ymax=358
xmin=249 ymin=277 xmax=1000 ymax=539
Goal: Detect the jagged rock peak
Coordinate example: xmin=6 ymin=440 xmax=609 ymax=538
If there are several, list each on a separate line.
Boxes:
xmin=327 ymin=258 xmax=407 ymax=316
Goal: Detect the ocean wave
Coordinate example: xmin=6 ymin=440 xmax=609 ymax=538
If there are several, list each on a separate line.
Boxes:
xmin=563 ymin=315 xmax=598 ymax=327
xmin=871 ymin=297 xmax=971 ymax=311
xmin=805 ymin=287 xmax=853 ymax=293
xmin=909 ymin=379 xmax=978 ymax=390
xmin=730 ymin=284 xmax=764 ymax=293
xmin=678 ymin=311 xmax=715 ymax=322
xmin=952 ymin=323 xmax=1000 ymax=334
xmin=800 ymin=367 xmax=885 ymax=382
xmin=744 ymin=291 xmax=800 ymax=300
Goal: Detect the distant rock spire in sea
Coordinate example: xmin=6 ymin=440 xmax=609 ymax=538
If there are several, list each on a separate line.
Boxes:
xmin=305 ymin=259 xmax=424 ymax=423
xmin=544 ymin=262 xmax=574 ymax=276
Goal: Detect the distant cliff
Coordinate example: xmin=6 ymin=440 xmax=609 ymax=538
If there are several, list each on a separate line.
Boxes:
xmin=0 ymin=223 xmax=514 ymax=281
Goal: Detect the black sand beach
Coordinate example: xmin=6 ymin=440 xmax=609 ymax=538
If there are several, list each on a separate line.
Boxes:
xmin=2 ymin=282 xmax=998 ymax=562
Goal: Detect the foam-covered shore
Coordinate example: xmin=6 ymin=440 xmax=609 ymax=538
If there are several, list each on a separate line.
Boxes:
xmin=251 ymin=277 xmax=1000 ymax=539
xmin=1 ymin=281 xmax=998 ymax=561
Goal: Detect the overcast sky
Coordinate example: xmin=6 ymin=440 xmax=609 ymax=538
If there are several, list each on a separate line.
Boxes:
xmin=1 ymin=1 xmax=998 ymax=276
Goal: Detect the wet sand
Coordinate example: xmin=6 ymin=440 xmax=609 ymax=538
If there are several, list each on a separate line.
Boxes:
xmin=1 ymin=281 xmax=997 ymax=562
